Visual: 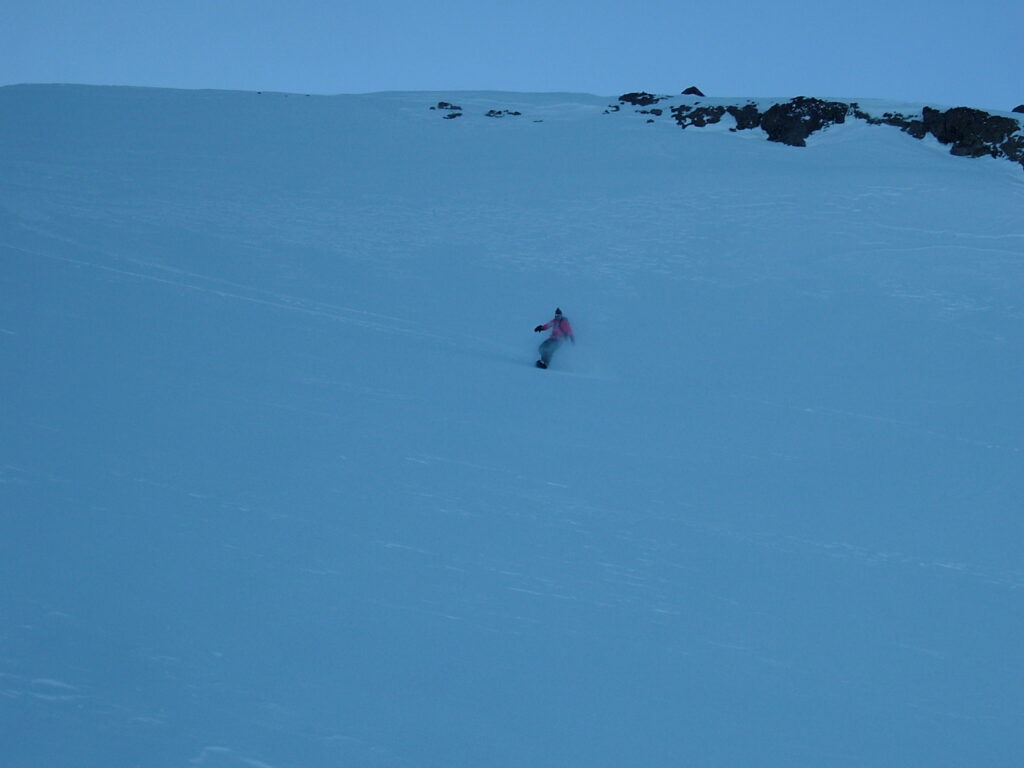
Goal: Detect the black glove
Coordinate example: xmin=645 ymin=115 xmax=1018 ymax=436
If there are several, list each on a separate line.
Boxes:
xmin=534 ymin=325 xmax=544 ymax=332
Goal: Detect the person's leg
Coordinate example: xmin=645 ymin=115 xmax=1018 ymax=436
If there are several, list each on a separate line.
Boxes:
xmin=539 ymin=338 xmax=561 ymax=365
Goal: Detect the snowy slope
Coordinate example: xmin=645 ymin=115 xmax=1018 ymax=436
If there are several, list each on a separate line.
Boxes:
xmin=1 ymin=85 xmax=1023 ymax=768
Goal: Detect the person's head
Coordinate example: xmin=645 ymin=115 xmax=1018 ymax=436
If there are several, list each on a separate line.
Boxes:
xmin=554 ymin=307 xmax=562 ymax=316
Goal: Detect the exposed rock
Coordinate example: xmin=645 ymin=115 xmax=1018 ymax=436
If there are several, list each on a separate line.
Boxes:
xmin=1014 ymin=105 xmax=1024 ymax=114
xmin=759 ymin=97 xmax=851 ymax=147
xmin=485 ymin=109 xmax=522 ymax=118
xmin=852 ymin=104 xmax=1023 ymax=166
xmin=918 ymin=106 xmax=1024 ymax=161
xmin=671 ymin=104 xmax=726 ymax=129
xmin=843 ymin=103 xmax=1024 ymax=168
xmin=431 ymin=101 xmax=463 ymax=119
xmin=728 ymin=103 xmax=762 ymax=131
xmin=671 ymin=103 xmax=763 ymax=131
xmin=673 ymin=98 xmax=854 ymax=142
xmin=851 ymin=107 xmax=926 ymax=138
xmin=599 ymin=92 xmax=1021 ymax=170
xmin=664 ymin=97 xmax=1024 ymax=167
xmin=681 ymin=86 xmax=705 ymax=97
xmin=618 ymin=92 xmax=664 ymax=107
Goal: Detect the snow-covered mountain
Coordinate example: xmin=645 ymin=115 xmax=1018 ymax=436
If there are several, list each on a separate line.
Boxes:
xmin=2 ymin=85 xmax=1022 ymax=768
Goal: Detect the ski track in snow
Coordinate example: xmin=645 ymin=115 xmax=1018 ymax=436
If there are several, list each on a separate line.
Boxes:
xmin=740 ymin=395 xmax=1021 ymax=455
xmin=1 ymin=241 xmax=452 ymax=341
xmin=190 ymin=746 xmax=279 ymax=768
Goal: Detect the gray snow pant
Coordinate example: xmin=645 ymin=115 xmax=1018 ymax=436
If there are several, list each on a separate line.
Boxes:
xmin=539 ymin=338 xmax=562 ymax=365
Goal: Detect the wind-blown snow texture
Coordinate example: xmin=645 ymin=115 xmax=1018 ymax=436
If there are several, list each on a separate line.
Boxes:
xmin=2 ymin=85 xmax=1023 ymax=767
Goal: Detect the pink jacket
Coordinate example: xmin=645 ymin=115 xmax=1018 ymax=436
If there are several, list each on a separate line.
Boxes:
xmin=539 ymin=316 xmax=575 ymax=341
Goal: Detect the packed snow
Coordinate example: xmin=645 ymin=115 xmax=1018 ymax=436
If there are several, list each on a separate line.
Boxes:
xmin=1 ymin=85 xmax=1022 ymax=767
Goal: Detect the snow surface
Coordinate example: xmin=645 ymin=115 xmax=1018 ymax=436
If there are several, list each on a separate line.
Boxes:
xmin=1 ymin=85 xmax=1023 ymax=767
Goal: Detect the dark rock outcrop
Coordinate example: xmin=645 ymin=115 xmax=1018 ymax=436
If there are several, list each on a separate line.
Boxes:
xmin=850 ymin=107 xmax=928 ymax=138
xmin=682 ymin=86 xmax=705 ymax=97
xmin=671 ymin=102 xmax=764 ymax=132
xmin=728 ymin=103 xmax=762 ymax=131
xmin=853 ymin=104 xmax=1024 ymax=167
xmin=603 ymin=92 xmax=1022 ymax=170
xmin=1014 ymin=105 xmax=1024 ymax=114
xmin=759 ymin=97 xmax=851 ymax=147
xmin=671 ymin=98 xmax=851 ymax=144
xmin=430 ymin=101 xmax=463 ymax=118
xmin=618 ymin=92 xmax=664 ymax=107
xmin=671 ymin=104 xmax=726 ymax=129
xmin=918 ymin=106 xmax=1022 ymax=158
xmin=425 ymin=92 xmax=1024 ymax=170
xmin=667 ymin=97 xmax=1024 ymax=168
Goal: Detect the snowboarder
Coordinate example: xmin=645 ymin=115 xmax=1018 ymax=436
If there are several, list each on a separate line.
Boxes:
xmin=533 ymin=308 xmax=575 ymax=368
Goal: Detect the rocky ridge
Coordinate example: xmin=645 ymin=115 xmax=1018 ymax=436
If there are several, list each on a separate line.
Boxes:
xmin=429 ymin=92 xmax=1024 ymax=171
xmin=626 ymin=93 xmax=1024 ymax=170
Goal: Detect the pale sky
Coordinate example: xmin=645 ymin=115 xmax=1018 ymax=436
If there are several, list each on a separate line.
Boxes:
xmin=3 ymin=0 xmax=1021 ymax=111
